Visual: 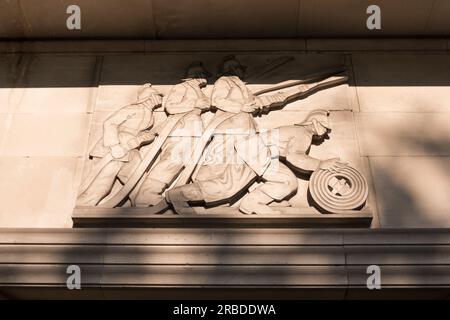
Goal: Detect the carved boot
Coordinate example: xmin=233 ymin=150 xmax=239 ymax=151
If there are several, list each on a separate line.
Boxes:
xmin=166 ymin=183 xmax=203 ymax=215
xmin=239 ymin=189 xmax=282 ymax=215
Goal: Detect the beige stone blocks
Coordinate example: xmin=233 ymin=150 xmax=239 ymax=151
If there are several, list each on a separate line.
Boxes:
xmin=0 ymin=55 xmax=97 ymax=227
xmin=0 ymin=114 xmax=11 ymax=146
xmin=352 ymin=54 xmax=450 ymax=112
xmin=369 ymin=157 xmax=450 ymax=228
xmin=0 ymin=55 xmax=97 ymax=157
xmin=0 ymin=55 xmax=20 ymax=113
xmin=13 ymin=55 xmax=98 ymax=114
xmin=0 ymin=157 xmax=82 ymax=227
xmin=0 ymin=114 xmax=90 ymax=157
xmin=356 ymin=112 xmax=450 ymax=156
xmin=351 ymin=52 xmax=450 ymax=228
xmin=0 ymin=48 xmax=449 ymax=228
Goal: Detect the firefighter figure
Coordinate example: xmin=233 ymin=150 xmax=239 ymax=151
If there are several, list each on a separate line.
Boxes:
xmin=132 ymin=62 xmax=212 ymax=207
xmin=236 ymin=110 xmax=348 ymax=215
xmin=77 ymin=84 xmax=162 ymax=206
xmin=165 ymin=55 xmax=348 ymax=214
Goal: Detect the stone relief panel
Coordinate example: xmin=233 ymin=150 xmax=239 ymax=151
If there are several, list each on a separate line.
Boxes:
xmin=75 ymin=54 xmax=370 ymax=220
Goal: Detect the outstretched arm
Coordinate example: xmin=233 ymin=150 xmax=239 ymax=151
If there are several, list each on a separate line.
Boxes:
xmin=286 ymin=73 xmax=348 ymax=103
xmin=286 ymin=152 xmax=348 ymax=174
xmin=259 ymin=73 xmax=349 ymax=112
xmin=286 ymin=152 xmax=321 ymax=173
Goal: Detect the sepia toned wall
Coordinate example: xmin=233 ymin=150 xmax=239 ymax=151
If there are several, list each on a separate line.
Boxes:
xmin=1 ymin=0 xmax=449 ymax=38
xmin=0 ymin=40 xmax=448 ymax=228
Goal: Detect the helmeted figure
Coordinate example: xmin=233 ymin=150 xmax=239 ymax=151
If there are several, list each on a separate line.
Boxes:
xmin=132 ymin=62 xmax=211 ymax=207
xmin=166 ymin=55 xmax=349 ymax=214
xmin=166 ymin=56 xmax=263 ymax=213
xmin=237 ymin=110 xmax=347 ymax=215
xmin=77 ymin=84 xmax=162 ymax=206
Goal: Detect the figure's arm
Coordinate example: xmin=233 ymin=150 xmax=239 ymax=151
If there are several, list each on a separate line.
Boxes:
xmin=211 ymin=80 xmax=244 ymax=113
xmin=125 ymin=119 xmax=167 ymax=151
xmin=135 ymin=122 xmax=162 ymax=146
xmin=288 ymin=74 xmax=348 ymax=103
xmin=164 ymin=85 xmax=195 ymax=113
xmin=260 ymin=73 xmax=349 ymax=112
xmin=103 ymin=107 xmax=135 ymax=147
xmin=285 ymin=135 xmax=347 ymax=173
xmin=287 ymin=152 xmax=348 ymax=174
xmin=103 ymin=106 xmax=141 ymax=158
xmin=286 ymin=152 xmax=321 ymax=173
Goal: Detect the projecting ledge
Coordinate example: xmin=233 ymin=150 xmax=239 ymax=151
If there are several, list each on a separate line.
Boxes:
xmin=72 ymin=206 xmax=373 ymax=228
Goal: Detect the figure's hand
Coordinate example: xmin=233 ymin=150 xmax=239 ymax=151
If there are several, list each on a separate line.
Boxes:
xmin=127 ymin=134 xmax=155 ymax=150
xmin=133 ymin=130 xmax=156 ymax=147
xmin=241 ymin=104 xmax=255 ymax=113
xmin=126 ymin=137 xmax=140 ymax=150
xmin=150 ymin=94 xmax=163 ymax=108
xmin=195 ymin=97 xmax=210 ymax=110
xmin=242 ymin=98 xmax=262 ymax=113
xmin=110 ymin=145 xmax=127 ymax=159
xmin=318 ymin=158 xmax=348 ymax=173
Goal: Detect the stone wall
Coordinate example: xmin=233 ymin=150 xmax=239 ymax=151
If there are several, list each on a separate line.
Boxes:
xmin=1 ymin=0 xmax=449 ymax=38
xmin=2 ymin=228 xmax=450 ymax=299
xmin=0 ymin=40 xmax=448 ymax=228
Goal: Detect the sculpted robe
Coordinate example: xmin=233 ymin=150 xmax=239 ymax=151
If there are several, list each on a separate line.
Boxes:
xmin=193 ymin=76 xmax=260 ymax=203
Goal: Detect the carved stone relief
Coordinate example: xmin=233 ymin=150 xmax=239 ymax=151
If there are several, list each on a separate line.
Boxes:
xmin=75 ymin=55 xmax=369 ymax=217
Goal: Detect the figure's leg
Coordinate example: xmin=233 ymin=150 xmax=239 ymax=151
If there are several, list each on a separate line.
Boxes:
xmin=76 ymin=160 xmax=122 ymax=206
xmin=133 ymin=137 xmax=186 ymax=207
xmin=133 ymin=161 xmax=183 ymax=206
xmin=239 ymin=162 xmax=298 ymax=215
xmin=167 ymin=163 xmax=257 ymax=214
xmin=114 ymin=149 xmax=150 ymax=205
xmin=116 ymin=149 xmax=142 ymax=184
xmin=165 ymin=183 xmax=204 ymax=214
xmin=239 ymin=189 xmax=281 ymax=215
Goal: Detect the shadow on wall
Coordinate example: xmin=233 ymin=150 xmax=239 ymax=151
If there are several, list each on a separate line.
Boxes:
xmin=366 ymin=113 xmax=450 ymax=228
xmin=2 ymin=53 xmax=450 ymax=88
xmin=2 ymin=45 xmax=450 ymax=298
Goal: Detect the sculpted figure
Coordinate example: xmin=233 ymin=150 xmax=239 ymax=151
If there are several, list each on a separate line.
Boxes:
xmin=236 ymin=110 xmax=347 ymax=215
xmin=165 ymin=56 xmax=262 ymax=213
xmin=166 ymin=56 xmax=348 ymax=214
xmin=132 ymin=62 xmax=211 ymax=207
xmin=76 ymin=84 xmax=162 ymax=206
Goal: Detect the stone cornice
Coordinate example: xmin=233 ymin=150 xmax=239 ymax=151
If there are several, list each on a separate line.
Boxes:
xmin=0 ymin=39 xmax=449 ymax=54
xmin=0 ymin=228 xmax=450 ymax=299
